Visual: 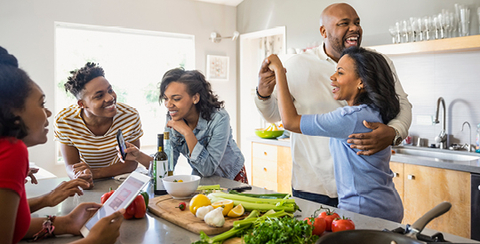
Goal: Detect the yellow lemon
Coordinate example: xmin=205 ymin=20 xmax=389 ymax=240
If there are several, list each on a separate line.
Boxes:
xmin=227 ymin=203 xmax=244 ymax=218
xmin=211 ymin=199 xmax=234 ymax=216
xmin=189 ymin=194 xmax=211 ymax=215
xmin=178 ymin=179 xmax=183 ymax=182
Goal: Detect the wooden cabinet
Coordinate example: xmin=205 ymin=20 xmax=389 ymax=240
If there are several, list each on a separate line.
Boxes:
xmin=251 ymin=142 xmax=292 ymax=194
xmin=390 ymin=162 xmax=404 ymax=203
xmin=391 ymin=162 xmax=471 ymax=239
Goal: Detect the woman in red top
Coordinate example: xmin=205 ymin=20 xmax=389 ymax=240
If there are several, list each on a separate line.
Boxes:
xmin=0 ymin=46 xmax=124 ymax=244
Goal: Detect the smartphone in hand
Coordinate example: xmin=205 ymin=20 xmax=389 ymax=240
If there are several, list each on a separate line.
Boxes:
xmin=116 ymin=129 xmax=127 ymax=160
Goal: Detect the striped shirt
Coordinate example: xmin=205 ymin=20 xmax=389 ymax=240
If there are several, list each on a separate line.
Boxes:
xmin=54 ymin=102 xmax=143 ymax=168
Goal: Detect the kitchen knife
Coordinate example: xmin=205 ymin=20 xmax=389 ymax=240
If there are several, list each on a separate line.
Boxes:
xmin=226 ymin=185 xmax=252 ymax=192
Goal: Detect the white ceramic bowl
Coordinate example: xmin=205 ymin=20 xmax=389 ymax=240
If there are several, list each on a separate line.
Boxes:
xmin=162 ymin=175 xmax=201 ymax=199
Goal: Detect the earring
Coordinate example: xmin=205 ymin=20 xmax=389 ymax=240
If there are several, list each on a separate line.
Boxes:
xmin=358 ymin=86 xmax=362 ymax=90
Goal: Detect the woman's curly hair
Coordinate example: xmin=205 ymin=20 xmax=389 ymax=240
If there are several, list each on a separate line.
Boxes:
xmin=341 ymin=47 xmax=400 ymax=124
xmin=159 ymin=68 xmax=224 ymax=121
xmin=64 ymin=62 xmax=105 ymax=99
xmin=0 ymin=46 xmax=32 ymax=139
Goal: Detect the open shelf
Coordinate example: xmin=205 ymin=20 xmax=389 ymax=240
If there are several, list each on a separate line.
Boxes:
xmin=368 ymin=35 xmax=480 ymax=55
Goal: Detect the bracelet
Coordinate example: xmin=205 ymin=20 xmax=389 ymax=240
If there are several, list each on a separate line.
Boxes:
xmin=256 ymin=87 xmax=271 ymax=99
xmin=31 ymin=215 xmax=56 ymax=242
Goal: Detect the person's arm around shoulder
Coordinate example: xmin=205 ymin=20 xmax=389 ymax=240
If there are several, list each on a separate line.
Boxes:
xmin=347 ymin=54 xmax=412 ymax=155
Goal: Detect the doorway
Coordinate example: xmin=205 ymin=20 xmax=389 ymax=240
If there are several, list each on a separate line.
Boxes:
xmin=238 ymin=26 xmax=286 ymax=183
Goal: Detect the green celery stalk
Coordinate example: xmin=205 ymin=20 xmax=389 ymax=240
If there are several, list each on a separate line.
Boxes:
xmin=228 ymin=191 xmax=290 ymax=199
xmin=233 ymin=210 xmax=293 ymax=228
xmin=208 ymin=192 xmax=299 ymax=213
xmin=193 ymin=210 xmax=260 ymax=244
xmin=197 ymin=184 xmax=221 ymax=190
xmin=208 ymin=192 xmax=296 ymax=204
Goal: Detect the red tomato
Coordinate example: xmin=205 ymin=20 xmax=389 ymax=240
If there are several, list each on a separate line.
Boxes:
xmin=332 ymin=218 xmax=355 ymax=232
xmin=318 ymin=211 xmax=340 ymax=231
xmin=304 ymin=217 xmax=326 ymax=236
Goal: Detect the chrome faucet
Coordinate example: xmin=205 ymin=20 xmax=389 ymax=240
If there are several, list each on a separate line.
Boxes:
xmin=434 ymin=97 xmax=447 ymax=149
xmin=462 ymin=121 xmax=474 ymax=152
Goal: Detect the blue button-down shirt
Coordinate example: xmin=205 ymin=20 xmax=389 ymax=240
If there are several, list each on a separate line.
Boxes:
xmin=166 ymin=108 xmax=245 ymax=180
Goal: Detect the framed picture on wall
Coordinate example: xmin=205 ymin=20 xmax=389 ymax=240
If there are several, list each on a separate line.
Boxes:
xmin=206 ymin=55 xmax=229 ymax=81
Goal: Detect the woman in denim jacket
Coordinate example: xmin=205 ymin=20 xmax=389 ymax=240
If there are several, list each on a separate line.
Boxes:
xmin=123 ymin=68 xmax=247 ymax=183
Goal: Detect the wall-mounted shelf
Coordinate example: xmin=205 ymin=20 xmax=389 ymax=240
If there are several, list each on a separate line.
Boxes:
xmin=368 ymin=35 xmax=480 ymax=56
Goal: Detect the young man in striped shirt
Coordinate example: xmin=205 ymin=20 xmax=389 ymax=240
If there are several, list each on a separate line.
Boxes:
xmin=54 ymin=62 xmax=143 ymax=188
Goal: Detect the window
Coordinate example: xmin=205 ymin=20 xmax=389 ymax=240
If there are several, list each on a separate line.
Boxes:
xmin=54 ymin=22 xmax=195 ymax=163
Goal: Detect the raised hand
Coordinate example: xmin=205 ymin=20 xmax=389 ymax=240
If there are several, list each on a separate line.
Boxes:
xmin=257 ymin=57 xmax=277 ymax=99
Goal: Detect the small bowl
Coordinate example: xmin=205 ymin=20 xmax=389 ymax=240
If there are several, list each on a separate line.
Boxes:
xmin=162 ymin=175 xmax=201 ymax=199
xmin=255 ymin=129 xmax=284 ymax=139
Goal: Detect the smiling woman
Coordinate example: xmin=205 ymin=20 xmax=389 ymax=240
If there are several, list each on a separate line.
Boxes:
xmin=0 ymin=46 xmax=124 ymax=244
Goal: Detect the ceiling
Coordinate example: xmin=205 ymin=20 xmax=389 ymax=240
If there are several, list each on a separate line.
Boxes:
xmin=195 ymin=0 xmax=244 ymax=7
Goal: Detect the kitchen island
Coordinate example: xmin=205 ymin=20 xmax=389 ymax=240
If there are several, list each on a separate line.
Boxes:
xmin=250 ymin=137 xmax=480 ymax=239
xmin=21 ymin=176 xmax=478 ymax=244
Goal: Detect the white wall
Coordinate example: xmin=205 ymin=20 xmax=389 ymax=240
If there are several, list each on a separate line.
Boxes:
xmin=237 ymin=0 xmax=480 ymax=48
xmin=0 ymin=0 xmax=237 ymax=177
xmin=236 ymin=0 xmax=480 ymax=148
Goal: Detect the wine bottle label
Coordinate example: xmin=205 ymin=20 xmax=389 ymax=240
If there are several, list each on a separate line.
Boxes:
xmin=155 ymin=159 xmax=168 ymax=191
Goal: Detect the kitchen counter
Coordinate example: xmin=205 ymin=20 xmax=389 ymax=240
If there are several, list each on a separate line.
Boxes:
xmin=391 ymin=146 xmax=480 ymax=174
xmin=249 ymin=136 xmax=290 ymax=147
xmin=21 ymin=176 xmax=478 ymax=244
xmin=251 ymin=137 xmax=480 ymax=174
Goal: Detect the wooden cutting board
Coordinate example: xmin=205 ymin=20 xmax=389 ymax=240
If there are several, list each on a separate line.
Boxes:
xmin=148 ymin=195 xmax=246 ymax=235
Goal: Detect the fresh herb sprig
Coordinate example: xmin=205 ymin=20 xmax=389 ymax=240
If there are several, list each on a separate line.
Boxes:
xmin=243 ymin=216 xmax=318 ymax=244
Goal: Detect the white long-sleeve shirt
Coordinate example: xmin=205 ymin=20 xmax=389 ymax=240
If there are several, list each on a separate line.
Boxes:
xmin=254 ymin=45 xmax=412 ymax=197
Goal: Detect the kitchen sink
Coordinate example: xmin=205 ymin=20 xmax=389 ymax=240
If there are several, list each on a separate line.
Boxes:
xmin=394 ymin=147 xmax=480 ymax=162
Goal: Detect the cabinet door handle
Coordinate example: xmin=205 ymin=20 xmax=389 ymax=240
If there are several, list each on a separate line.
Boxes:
xmin=394 ymin=172 xmax=400 ymax=177
xmin=264 ymin=151 xmax=268 ymax=156
xmin=407 ymin=174 xmax=415 ymax=180
xmin=263 ymin=167 xmax=267 ymax=172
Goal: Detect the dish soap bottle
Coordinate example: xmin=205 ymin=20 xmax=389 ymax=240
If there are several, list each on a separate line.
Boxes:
xmin=476 ymin=123 xmax=480 ymax=153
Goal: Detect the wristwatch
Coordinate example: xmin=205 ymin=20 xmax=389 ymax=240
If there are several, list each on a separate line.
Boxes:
xmin=392 ymin=128 xmax=403 ymax=146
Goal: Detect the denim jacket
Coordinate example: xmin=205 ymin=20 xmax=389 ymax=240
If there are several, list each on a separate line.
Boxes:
xmin=166 ymin=108 xmax=245 ymax=180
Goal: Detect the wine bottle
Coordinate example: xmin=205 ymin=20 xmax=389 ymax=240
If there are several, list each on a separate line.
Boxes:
xmin=153 ymin=134 xmax=168 ymax=195
xmin=164 ymin=131 xmax=174 ymax=176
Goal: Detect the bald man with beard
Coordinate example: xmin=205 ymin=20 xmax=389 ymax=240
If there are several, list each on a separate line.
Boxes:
xmin=254 ymin=3 xmax=412 ymax=206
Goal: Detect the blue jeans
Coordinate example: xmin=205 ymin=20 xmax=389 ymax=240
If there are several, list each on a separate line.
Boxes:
xmin=292 ymin=188 xmax=338 ymax=207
